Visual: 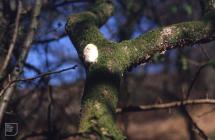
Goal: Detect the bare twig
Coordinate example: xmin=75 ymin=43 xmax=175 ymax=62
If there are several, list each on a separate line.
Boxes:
xmin=116 ymin=99 xmax=215 ymax=113
xmin=199 ymin=44 xmax=210 ymax=60
xmin=186 ymin=62 xmax=214 ymax=99
xmin=19 ymin=0 xmax=42 ymax=64
xmin=0 ymin=65 xmax=77 ymax=97
xmin=118 ymin=98 xmax=210 ymax=139
xmin=24 ymin=63 xmax=41 ymax=74
xmin=47 ymin=86 xmax=54 ymax=136
xmin=182 ymin=107 xmax=209 ymax=140
xmin=118 ymin=94 xmax=211 ymax=139
xmin=33 ymin=33 xmax=66 ymax=44
xmin=198 ymin=107 xmax=215 ymax=118
xmin=0 ymin=0 xmax=22 ymax=74
xmin=183 ymin=61 xmax=213 ymax=140
xmin=55 ymin=0 xmax=93 ymax=7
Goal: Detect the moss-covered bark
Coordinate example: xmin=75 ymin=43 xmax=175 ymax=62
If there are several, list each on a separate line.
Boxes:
xmin=66 ymin=0 xmax=215 ymax=139
xmin=66 ymin=1 xmax=125 ymax=139
xmin=79 ymin=71 xmax=124 ymax=139
xmin=117 ymin=21 xmax=215 ymax=71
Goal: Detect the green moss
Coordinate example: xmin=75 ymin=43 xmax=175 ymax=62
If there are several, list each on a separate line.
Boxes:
xmin=115 ymin=21 xmax=215 ymax=71
xmin=79 ymin=82 xmax=125 ymax=140
xmin=80 ymin=102 xmax=125 ymax=140
xmin=66 ymin=0 xmax=215 ymax=139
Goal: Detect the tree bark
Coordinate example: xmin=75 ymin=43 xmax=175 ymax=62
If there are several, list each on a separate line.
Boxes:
xmin=66 ymin=0 xmax=215 ymax=139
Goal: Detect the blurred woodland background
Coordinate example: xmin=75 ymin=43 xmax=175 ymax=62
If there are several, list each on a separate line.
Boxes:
xmin=0 ymin=0 xmax=215 ymax=140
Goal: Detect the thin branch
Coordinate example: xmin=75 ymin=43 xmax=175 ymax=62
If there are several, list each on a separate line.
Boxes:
xmin=118 ymin=100 xmax=209 ymax=139
xmin=0 ymin=0 xmax=22 ymax=74
xmin=186 ymin=62 xmax=215 ymax=99
xmin=19 ymin=0 xmax=42 ymax=64
xmin=33 ymin=33 xmax=66 ymax=44
xmin=200 ymin=44 xmax=210 ymax=60
xmin=55 ymin=0 xmax=93 ymax=7
xmin=116 ymin=99 xmax=215 ymax=113
xmin=119 ymin=96 xmax=210 ymax=139
xmin=0 ymin=65 xmax=77 ymax=98
xmin=182 ymin=107 xmax=209 ymax=140
xmin=24 ymin=63 xmax=41 ymax=74
xmin=198 ymin=107 xmax=215 ymax=118
xmin=47 ymin=86 xmax=54 ymax=138
xmin=184 ymin=61 xmax=213 ymax=140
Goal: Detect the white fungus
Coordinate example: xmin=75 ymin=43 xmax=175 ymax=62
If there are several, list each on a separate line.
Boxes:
xmin=83 ymin=43 xmax=98 ymax=63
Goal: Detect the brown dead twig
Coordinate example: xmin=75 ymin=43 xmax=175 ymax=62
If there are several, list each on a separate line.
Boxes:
xmin=116 ymin=99 xmax=215 ymax=113
xmin=183 ymin=60 xmax=214 ymax=140
xmin=117 ymin=60 xmax=214 ymax=140
xmin=183 ymin=107 xmax=209 ymax=140
xmin=186 ymin=63 xmax=213 ymax=99
xmin=116 ymin=99 xmax=214 ymax=139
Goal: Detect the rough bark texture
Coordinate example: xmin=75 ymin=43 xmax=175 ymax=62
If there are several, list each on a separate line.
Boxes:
xmin=66 ymin=0 xmax=215 ymax=139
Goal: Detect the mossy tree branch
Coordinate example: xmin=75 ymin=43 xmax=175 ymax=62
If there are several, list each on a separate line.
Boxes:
xmin=66 ymin=1 xmax=125 ymax=139
xmin=66 ymin=0 xmax=215 ymax=139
